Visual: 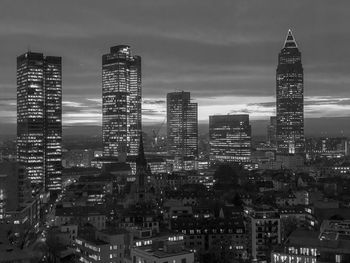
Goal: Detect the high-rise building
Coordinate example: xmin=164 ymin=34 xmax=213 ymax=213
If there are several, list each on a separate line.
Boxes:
xmin=17 ymin=52 xmax=62 ymax=192
xmin=267 ymin=116 xmax=277 ymax=147
xmin=276 ymin=30 xmax=304 ymax=154
xmin=209 ymin=114 xmax=251 ymax=163
xmin=102 ymin=45 xmax=141 ymax=159
xmin=167 ymin=91 xmax=198 ymax=160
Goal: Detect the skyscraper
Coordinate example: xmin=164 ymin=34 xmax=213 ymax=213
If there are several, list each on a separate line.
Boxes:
xmin=209 ymin=114 xmax=251 ymax=163
xmin=17 ymin=52 xmax=62 ymax=192
xmin=167 ymin=91 xmax=198 ymax=160
xmin=102 ymin=45 xmax=141 ymax=159
xmin=276 ymin=30 xmax=304 ymax=154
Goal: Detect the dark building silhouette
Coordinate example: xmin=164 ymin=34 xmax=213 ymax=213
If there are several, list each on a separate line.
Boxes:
xmin=102 ymin=45 xmax=141 ymax=159
xmin=267 ymin=116 xmax=277 ymax=147
xmin=17 ymin=52 xmax=62 ymax=192
xmin=167 ymin=91 xmax=198 ymax=161
xmin=276 ymin=30 xmax=304 ymax=154
xmin=0 ymin=161 xmax=33 ymax=214
xmin=209 ymin=114 xmax=251 ymax=163
xmin=134 ymin=134 xmax=148 ymax=202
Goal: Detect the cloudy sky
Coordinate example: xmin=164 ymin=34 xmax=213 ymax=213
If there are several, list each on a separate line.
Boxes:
xmin=1 ymin=0 xmax=350 ymax=129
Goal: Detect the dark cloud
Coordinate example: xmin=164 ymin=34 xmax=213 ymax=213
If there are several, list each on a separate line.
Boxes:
xmin=230 ymin=109 xmax=250 ymax=114
xmin=0 ymin=0 xmax=350 ymax=127
xmin=248 ymin=101 xmax=275 ymax=108
xmin=142 ymin=109 xmax=165 ymax=116
xmin=248 ymin=98 xmax=350 ymax=109
xmin=143 ymin=99 xmax=166 ymax=105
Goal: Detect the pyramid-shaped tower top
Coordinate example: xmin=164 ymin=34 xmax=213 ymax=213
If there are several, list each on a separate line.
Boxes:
xmin=283 ymin=29 xmax=298 ymax=49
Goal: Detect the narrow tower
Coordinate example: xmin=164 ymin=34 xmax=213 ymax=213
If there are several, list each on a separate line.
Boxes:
xmin=276 ymin=30 xmax=304 ymax=154
xmin=102 ymin=45 xmax=141 ymax=159
xmin=167 ymin=91 xmax=198 ymax=160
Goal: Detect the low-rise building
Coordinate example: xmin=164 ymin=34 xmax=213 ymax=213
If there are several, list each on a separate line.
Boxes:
xmin=272 ymin=229 xmax=350 ymax=263
xmin=61 ymin=175 xmax=113 ymax=207
xmin=146 ymin=157 xmax=167 ymax=174
xmin=320 ymin=219 xmax=350 ymax=237
xmin=170 ymin=217 xmax=247 ymax=260
xmin=119 ymin=208 xmax=160 ymax=235
xmin=185 ymin=173 xmax=215 ymax=190
xmin=75 ymin=228 xmax=130 ymax=263
xmin=130 ymin=234 xmax=194 ymax=263
xmin=54 ymin=206 xmax=106 ymax=230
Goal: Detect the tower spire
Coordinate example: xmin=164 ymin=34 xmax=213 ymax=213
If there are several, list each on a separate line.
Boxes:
xmin=134 ymin=132 xmax=150 ymax=199
xmin=283 ymin=29 xmax=298 ymax=49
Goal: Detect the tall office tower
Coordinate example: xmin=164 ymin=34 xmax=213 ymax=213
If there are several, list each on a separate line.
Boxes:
xmin=167 ymin=91 xmax=198 ymax=160
xmin=276 ymin=30 xmax=304 ymax=154
xmin=102 ymin=45 xmax=141 ymax=159
xmin=209 ymin=114 xmax=251 ymax=163
xmin=17 ymin=52 xmax=62 ymax=192
xmin=267 ymin=116 xmax=277 ymax=147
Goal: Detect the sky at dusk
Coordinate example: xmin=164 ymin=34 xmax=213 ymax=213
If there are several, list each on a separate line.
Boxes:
xmin=1 ymin=0 xmax=350 ymax=130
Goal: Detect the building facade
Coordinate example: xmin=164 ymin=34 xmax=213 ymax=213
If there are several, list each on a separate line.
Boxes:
xmin=209 ymin=114 xmax=251 ymax=163
xmin=75 ymin=229 xmax=130 ymax=263
xmin=276 ymin=30 xmax=304 ymax=155
xmin=102 ymin=45 xmax=141 ymax=159
xmin=245 ymin=206 xmax=281 ymax=262
xmin=171 ymin=218 xmax=247 ymax=261
xmin=17 ymin=52 xmax=62 ymax=192
xmin=167 ymin=91 xmax=198 ymax=162
xmin=131 ymin=234 xmax=194 ymax=263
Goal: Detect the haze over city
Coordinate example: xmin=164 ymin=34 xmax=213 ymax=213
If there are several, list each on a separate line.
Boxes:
xmin=1 ymin=0 xmax=350 ymax=136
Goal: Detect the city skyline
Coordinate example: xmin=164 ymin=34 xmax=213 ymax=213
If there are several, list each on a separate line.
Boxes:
xmin=2 ymin=2 xmax=350 ymax=262
xmin=1 ymin=1 xmax=350 ymax=133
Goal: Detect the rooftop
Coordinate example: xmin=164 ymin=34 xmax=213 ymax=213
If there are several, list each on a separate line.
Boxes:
xmin=287 ymin=229 xmax=350 ymax=251
xmin=99 ymin=228 xmax=130 ymax=235
xmin=134 ymin=245 xmax=192 ymax=258
xmin=77 ymin=235 xmax=109 ymax=246
xmin=55 ymin=206 xmax=105 ymax=217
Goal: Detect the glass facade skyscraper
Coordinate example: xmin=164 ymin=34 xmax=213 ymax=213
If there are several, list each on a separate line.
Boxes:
xmin=102 ymin=45 xmax=141 ymax=158
xmin=167 ymin=91 xmax=198 ymax=159
xmin=209 ymin=114 xmax=251 ymax=163
xmin=276 ymin=30 xmax=304 ymax=154
xmin=17 ymin=52 xmax=62 ymax=192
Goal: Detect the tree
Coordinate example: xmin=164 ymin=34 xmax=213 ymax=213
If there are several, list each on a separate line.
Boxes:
xmin=232 ymin=193 xmax=243 ymax=207
xmin=281 ymin=216 xmax=299 ymax=241
xmin=213 ymin=165 xmax=240 ymax=190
